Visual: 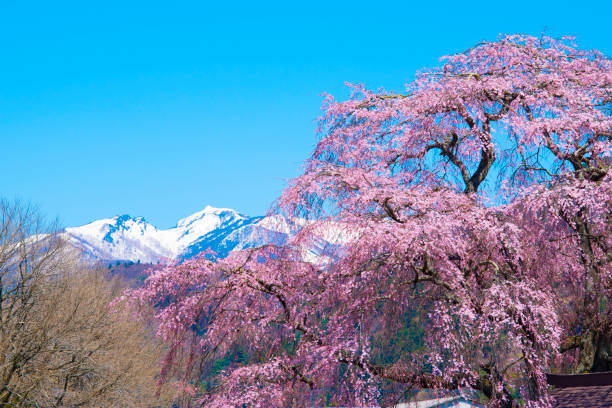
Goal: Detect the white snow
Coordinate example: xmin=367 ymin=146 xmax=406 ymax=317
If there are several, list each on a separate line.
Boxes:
xmin=64 ymin=206 xmax=273 ymax=262
xmin=63 ymin=206 xmax=349 ymax=264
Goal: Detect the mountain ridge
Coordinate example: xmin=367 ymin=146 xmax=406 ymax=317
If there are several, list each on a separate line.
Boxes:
xmin=62 ymin=206 xmax=294 ymax=263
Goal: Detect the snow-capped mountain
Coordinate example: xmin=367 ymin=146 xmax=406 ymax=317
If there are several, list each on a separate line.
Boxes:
xmin=63 ymin=206 xmax=297 ymax=263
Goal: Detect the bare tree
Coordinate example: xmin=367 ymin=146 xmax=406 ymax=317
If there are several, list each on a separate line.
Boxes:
xmin=0 ymin=200 xmax=171 ymax=407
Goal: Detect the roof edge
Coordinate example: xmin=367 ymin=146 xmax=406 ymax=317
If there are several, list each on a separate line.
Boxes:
xmin=546 ymin=372 xmax=612 ymax=388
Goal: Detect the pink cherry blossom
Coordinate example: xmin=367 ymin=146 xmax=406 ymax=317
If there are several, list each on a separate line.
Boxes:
xmin=129 ymin=35 xmax=611 ymax=407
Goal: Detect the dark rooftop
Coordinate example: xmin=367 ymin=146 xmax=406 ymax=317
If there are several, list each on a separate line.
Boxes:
xmin=550 ymin=385 xmax=612 ymax=408
xmin=547 ymin=372 xmax=612 ymax=408
xmin=547 ymin=372 xmax=612 ymax=388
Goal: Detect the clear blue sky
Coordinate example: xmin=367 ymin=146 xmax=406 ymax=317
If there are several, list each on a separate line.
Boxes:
xmin=1 ymin=0 xmax=611 ymax=228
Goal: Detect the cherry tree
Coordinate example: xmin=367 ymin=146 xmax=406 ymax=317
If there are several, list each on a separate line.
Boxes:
xmin=129 ymin=35 xmax=611 ymax=407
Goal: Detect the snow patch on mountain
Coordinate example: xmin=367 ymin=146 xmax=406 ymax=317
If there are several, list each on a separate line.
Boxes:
xmin=63 ymin=206 xmax=294 ymax=263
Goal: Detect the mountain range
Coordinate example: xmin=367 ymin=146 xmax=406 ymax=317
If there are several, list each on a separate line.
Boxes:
xmin=62 ymin=206 xmax=298 ymax=263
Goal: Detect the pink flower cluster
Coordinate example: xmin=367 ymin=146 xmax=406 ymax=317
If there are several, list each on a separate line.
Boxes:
xmin=129 ymin=35 xmax=611 ymax=407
